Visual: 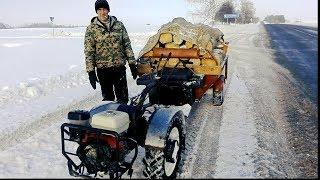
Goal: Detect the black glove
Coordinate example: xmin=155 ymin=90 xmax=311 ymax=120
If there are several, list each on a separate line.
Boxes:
xmin=88 ymin=71 xmax=98 ymax=90
xmin=129 ymin=63 xmax=138 ymax=80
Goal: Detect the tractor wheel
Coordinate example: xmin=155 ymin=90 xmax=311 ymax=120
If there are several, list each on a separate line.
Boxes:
xmin=213 ymin=90 xmax=224 ymax=106
xmin=143 ymin=116 xmax=185 ymax=179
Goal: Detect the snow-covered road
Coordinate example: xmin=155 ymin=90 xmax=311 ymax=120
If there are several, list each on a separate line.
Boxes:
xmin=0 ymin=23 xmax=317 ymax=178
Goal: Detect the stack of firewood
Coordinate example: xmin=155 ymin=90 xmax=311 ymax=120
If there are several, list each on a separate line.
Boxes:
xmin=138 ymin=32 xmax=226 ymax=75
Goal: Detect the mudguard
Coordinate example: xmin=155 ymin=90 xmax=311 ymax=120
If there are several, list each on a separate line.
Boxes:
xmin=144 ymin=107 xmax=186 ymax=149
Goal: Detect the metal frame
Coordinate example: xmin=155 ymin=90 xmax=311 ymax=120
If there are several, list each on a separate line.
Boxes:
xmin=61 ymin=123 xmax=138 ymax=179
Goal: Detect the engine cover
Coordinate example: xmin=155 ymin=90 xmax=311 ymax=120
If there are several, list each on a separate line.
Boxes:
xmin=90 ymin=110 xmax=130 ymax=134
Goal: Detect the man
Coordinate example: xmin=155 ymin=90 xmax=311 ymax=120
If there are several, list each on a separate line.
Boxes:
xmin=84 ymin=0 xmax=138 ymax=104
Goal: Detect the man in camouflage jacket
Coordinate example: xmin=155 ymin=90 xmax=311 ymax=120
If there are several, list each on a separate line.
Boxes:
xmin=84 ymin=0 xmax=138 ymax=104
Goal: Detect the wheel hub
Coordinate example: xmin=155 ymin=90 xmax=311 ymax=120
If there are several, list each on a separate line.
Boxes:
xmin=164 ymin=127 xmax=180 ymax=176
xmin=165 ymin=139 xmax=178 ymax=163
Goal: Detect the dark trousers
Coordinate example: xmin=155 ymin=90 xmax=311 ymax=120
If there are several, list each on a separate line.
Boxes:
xmin=96 ymin=66 xmax=129 ymax=104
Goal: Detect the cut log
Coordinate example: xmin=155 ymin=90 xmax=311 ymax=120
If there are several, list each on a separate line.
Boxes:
xmin=180 ymin=41 xmax=193 ymax=49
xmin=186 ymin=41 xmax=194 ymax=48
xmin=165 ymin=42 xmax=180 ymax=48
xmin=153 ymin=48 xmax=199 ymax=58
xmin=173 ymin=34 xmax=183 ymax=45
xmin=167 ymin=58 xmax=180 ymax=67
xmin=159 ymin=33 xmax=173 ymax=44
xmin=202 ymin=58 xmax=217 ymax=66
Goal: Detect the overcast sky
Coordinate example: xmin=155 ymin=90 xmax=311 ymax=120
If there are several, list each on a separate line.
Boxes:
xmin=0 ymin=0 xmax=317 ymax=31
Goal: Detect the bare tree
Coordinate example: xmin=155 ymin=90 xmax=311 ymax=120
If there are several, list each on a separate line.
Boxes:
xmin=185 ymin=0 xmax=225 ymax=25
xmin=214 ymin=0 xmax=236 ymax=22
xmin=239 ymin=0 xmax=256 ymax=24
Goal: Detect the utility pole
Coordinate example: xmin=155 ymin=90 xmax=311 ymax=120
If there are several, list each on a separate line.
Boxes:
xmin=50 ymin=16 xmax=54 ymax=37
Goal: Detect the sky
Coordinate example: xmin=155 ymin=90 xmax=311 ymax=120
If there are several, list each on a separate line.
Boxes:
xmin=0 ymin=0 xmax=318 ymax=31
xmin=252 ymin=0 xmax=318 ymax=22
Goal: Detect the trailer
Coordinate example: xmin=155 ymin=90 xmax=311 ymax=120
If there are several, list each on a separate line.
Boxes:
xmin=136 ymin=17 xmax=229 ymax=105
xmin=60 ymin=17 xmax=229 ymax=179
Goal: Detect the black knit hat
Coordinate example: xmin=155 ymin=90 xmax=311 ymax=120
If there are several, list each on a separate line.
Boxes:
xmin=95 ymin=0 xmax=110 ymax=12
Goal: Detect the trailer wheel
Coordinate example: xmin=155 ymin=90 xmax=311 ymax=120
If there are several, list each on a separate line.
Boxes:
xmin=143 ymin=116 xmax=185 ymax=179
xmin=213 ymin=90 xmax=224 ymax=106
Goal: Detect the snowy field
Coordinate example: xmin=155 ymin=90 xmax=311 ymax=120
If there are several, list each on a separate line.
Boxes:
xmin=0 ymin=22 xmax=317 ymax=178
xmin=0 ymin=27 xmax=155 ymax=135
xmin=0 ymin=27 xmax=157 ymax=178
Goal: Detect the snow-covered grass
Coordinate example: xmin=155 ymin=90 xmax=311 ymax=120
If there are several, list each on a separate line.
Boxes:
xmin=0 ymin=28 xmax=151 ymax=135
xmin=0 ymin=23 xmax=315 ymax=178
xmin=286 ymin=21 xmax=318 ymax=28
xmin=214 ymin=73 xmax=258 ymax=178
xmin=0 ymin=27 xmax=151 ymax=177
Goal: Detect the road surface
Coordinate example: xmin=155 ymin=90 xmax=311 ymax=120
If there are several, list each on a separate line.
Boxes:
xmin=178 ymin=23 xmax=318 ymax=178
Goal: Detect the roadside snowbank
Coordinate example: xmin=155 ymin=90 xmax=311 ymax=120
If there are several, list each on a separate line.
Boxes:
xmin=0 ymin=29 xmax=152 ymax=135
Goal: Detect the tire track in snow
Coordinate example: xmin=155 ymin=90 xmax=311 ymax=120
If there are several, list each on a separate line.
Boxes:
xmin=0 ymin=91 xmax=102 ymax=151
xmin=178 ymin=71 xmax=232 ymax=178
xmin=213 ymin=73 xmax=258 ymax=178
xmin=188 ymin=93 xmax=223 ymax=178
xmin=0 ymin=69 xmax=141 ymax=151
xmin=177 ymin=94 xmax=215 ymax=178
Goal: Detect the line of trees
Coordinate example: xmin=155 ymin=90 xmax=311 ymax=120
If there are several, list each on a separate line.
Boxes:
xmin=239 ymin=0 xmax=259 ymax=23
xmin=17 ymin=23 xmax=82 ymax=28
xmin=214 ymin=0 xmax=236 ymax=22
xmin=186 ymin=0 xmax=259 ymax=24
xmin=0 ymin=22 xmax=84 ymax=29
xmin=0 ymin=22 xmax=12 ymax=29
xmin=264 ymin=15 xmax=286 ymax=23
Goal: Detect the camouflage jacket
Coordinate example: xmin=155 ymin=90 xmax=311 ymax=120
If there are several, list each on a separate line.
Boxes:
xmin=84 ymin=16 xmax=136 ymax=72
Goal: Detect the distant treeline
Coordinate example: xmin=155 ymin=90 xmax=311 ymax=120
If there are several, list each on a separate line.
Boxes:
xmin=18 ymin=23 xmax=85 ymax=28
xmin=264 ymin=15 xmax=286 ymax=23
xmin=0 ymin=22 xmax=12 ymax=29
xmin=0 ymin=22 xmax=85 ymax=29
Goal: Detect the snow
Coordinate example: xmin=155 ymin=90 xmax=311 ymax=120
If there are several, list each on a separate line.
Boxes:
xmin=286 ymin=21 xmax=318 ymax=28
xmin=0 ymin=27 xmax=149 ymax=135
xmin=214 ymin=73 xmax=258 ymax=178
xmin=0 ymin=121 xmax=70 ymax=178
xmin=0 ymin=27 xmax=151 ymax=178
xmin=0 ymin=23 xmax=313 ymax=178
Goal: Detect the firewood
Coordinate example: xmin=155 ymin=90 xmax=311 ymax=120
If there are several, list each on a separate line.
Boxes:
xmin=159 ymin=33 xmax=173 ymax=44
xmin=167 ymin=58 xmax=180 ymax=67
xmin=180 ymin=41 xmax=193 ymax=49
xmin=173 ymin=35 xmax=183 ymax=45
xmin=165 ymin=42 xmax=179 ymax=48
xmin=203 ymin=52 xmax=213 ymax=59
xmin=202 ymin=58 xmax=217 ymax=66
xmin=143 ymin=50 xmax=153 ymax=57
xmin=185 ymin=41 xmax=193 ymax=48
xmin=190 ymin=58 xmax=200 ymax=66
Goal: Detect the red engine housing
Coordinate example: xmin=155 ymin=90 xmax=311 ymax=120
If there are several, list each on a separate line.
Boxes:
xmin=80 ymin=131 xmax=124 ymax=150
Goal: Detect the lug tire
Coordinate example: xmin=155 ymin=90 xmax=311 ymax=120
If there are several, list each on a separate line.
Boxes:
xmin=143 ymin=115 xmax=185 ymax=179
xmin=213 ymin=90 xmax=224 ymax=106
